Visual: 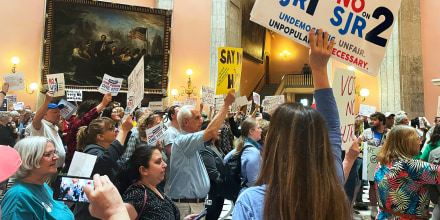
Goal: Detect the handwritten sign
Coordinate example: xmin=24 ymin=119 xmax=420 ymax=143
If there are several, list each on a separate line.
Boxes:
xmin=246 ymin=101 xmax=253 ymax=116
xmin=99 ymin=74 xmax=123 ymax=96
xmin=126 ymin=56 xmax=145 ymax=116
xmin=2 ymin=72 xmax=24 ymax=91
xmin=47 ymin=73 xmax=65 ymax=97
xmin=146 ymin=122 xmax=165 ymax=146
xmin=184 ymin=97 xmax=197 ymax=107
xmin=58 ymin=99 xmax=78 ymax=120
xmin=216 ymin=47 xmax=243 ymax=95
xmin=253 ymin=92 xmax=260 ymax=106
xmin=359 ymin=104 xmax=376 ymax=117
xmin=332 ymin=68 xmax=356 ymax=150
xmin=173 ymin=101 xmax=184 ymax=106
xmin=66 ymin=90 xmax=83 ymax=102
xmin=202 ymin=86 xmax=215 ymax=106
xmin=363 ymin=144 xmax=381 ymax=181
xmin=250 ymin=0 xmax=402 ymax=76
xmin=149 ymin=101 xmax=164 ymax=112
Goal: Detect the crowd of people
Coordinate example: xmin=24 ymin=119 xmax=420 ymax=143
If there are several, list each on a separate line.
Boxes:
xmin=0 ymin=29 xmax=439 ymax=220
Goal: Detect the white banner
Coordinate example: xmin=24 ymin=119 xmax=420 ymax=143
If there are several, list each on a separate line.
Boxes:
xmin=202 ymin=85 xmax=215 ymax=106
xmin=98 ymin=74 xmax=123 ymax=96
xmin=66 ymin=90 xmax=83 ymax=102
xmin=332 ymin=68 xmax=356 ymax=150
xmin=47 ymin=73 xmax=66 ymax=97
xmin=250 ymin=0 xmax=402 ymax=76
xmin=2 ymin=72 xmax=24 ymax=91
xmin=146 ymin=122 xmax=165 ymax=146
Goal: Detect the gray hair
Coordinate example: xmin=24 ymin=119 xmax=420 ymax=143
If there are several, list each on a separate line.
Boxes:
xmin=13 ymin=136 xmax=55 ymax=179
xmin=395 ymin=112 xmax=408 ymax=125
xmin=9 ymin=111 xmax=20 ymax=117
xmin=135 ymin=107 xmax=149 ymax=121
xmin=177 ymin=105 xmax=195 ymax=129
xmin=0 ymin=111 xmax=11 ymax=122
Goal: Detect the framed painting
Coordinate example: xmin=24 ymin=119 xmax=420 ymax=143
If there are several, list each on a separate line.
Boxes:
xmin=242 ymin=0 xmax=266 ymax=64
xmin=42 ymin=0 xmax=172 ymax=95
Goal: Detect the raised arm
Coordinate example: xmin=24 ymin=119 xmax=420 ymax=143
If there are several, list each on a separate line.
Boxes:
xmin=32 ymin=91 xmax=54 ymax=130
xmin=0 ymin=83 xmax=9 ymax=102
xmin=96 ymin=93 xmax=112 ymax=113
xmin=203 ymin=90 xmax=236 ymax=142
xmin=251 ymin=104 xmax=259 ymax=118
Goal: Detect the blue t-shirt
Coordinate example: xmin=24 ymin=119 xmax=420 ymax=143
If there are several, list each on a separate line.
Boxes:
xmin=1 ymin=179 xmax=74 ymax=220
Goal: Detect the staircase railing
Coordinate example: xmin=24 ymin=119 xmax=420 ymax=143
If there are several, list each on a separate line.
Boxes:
xmin=248 ymin=74 xmax=266 ymax=100
xmin=275 ymin=73 xmax=314 ymax=95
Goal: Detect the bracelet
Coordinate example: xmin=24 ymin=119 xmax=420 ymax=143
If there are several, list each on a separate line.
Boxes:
xmin=0 ymin=91 xmax=6 ymax=96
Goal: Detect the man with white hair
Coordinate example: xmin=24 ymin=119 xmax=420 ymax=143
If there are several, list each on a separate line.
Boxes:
xmin=169 ymin=90 xmax=235 ymax=217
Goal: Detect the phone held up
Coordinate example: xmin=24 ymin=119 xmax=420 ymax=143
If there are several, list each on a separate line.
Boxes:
xmin=53 ymin=175 xmax=94 ymax=203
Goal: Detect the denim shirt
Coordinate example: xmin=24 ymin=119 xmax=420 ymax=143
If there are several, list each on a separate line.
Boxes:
xmin=169 ymin=130 xmax=210 ymax=199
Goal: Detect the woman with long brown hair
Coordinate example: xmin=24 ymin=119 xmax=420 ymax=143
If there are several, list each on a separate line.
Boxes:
xmin=232 ymin=29 xmax=350 ymax=219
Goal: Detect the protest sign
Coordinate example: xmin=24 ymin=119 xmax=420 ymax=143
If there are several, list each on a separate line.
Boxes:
xmin=332 ymin=68 xmax=356 ymax=150
xmin=0 ymin=99 xmax=7 ymax=111
xmin=253 ymin=92 xmax=260 ymax=106
xmin=98 ymin=74 xmax=123 ymax=96
xmin=146 ymin=122 xmax=165 ymax=146
xmin=235 ymin=96 xmax=248 ymax=107
xmin=2 ymin=72 xmax=24 ymax=91
xmin=149 ymin=101 xmax=164 ymax=112
xmin=13 ymin=102 xmax=24 ymax=111
xmin=216 ymin=47 xmax=243 ymax=95
xmin=184 ymin=97 xmax=197 ymax=106
xmin=173 ymin=101 xmax=184 ymax=106
xmin=215 ymin=98 xmax=224 ymax=112
xmin=202 ymin=86 xmax=215 ymax=106
xmin=47 ymin=73 xmax=65 ymax=97
xmin=126 ymin=56 xmax=145 ymax=116
xmin=246 ymin=101 xmax=253 ymax=116
xmin=5 ymin=95 xmax=17 ymax=104
xmin=363 ymin=144 xmax=381 ymax=181
xmin=262 ymin=96 xmax=280 ymax=113
xmin=250 ymin=0 xmax=402 ymax=76
xmin=359 ymin=104 xmax=376 ymax=117
xmin=66 ymin=90 xmax=83 ymax=102
xmin=58 ymin=99 xmax=78 ymax=120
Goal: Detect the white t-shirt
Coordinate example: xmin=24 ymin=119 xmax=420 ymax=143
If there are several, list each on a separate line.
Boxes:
xmin=29 ymin=119 xmax=65 ymax=168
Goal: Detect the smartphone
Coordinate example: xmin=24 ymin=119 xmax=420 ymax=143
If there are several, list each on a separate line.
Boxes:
xmin=53 ymin=175 xmax=94 ymax=203
xmin=193 ymin=210 xmax=207 ymax=220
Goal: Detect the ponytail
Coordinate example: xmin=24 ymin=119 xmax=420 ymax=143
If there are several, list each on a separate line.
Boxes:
xmin=76 ymin=126 xmax=89 ymax=152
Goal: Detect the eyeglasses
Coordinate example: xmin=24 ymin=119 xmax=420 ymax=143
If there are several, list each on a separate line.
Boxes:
xmin=43 ymin=150 xmax=58 ymax=158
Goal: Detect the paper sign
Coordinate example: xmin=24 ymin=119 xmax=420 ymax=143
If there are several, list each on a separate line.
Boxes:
xmin=173 ymin=101 xmax=184 ymax=106
xmin=202 ymin=86 xmax=215 ymax=106
xmin=2 ymin=72 xmax=24 ymax=91
xmin=253 ymin=92 xmax=260 ymax=106
xmin=332 ymin=68 xmax=356 ymax=150
xmin=5 ymin=95 xmax=17 ymax=104
xmin=99 ymin=74 xmax=123 ymax=96
xmin=66 ymin=90 xmax=83 ymax=102
xmin=146 ymin=122 xmax=165 ymax=146
xmin=184 ymin=97 xmax=197 ymax=106
xmin=246 ymin=101 xmax=253 ymax=116
xmin=216 ymin=47 xmax=243 ymax=95
xmin=359 ymin=104 xmax=376 ymax=117
xmin=262 ymin=95 xmax=285 ymax=113
xmin=215 ymin=98 xmax=224 ymax=112
xmin=0 ymin=99 xmax=7 ymax=111
xmin=363 ymin=144 xmax=381 ymax=181
xmin=46 ymin=73 xmax=66 ymax=97
xmin=149 ymin=101 xmax=164 ymax=112
xmin=235 ymin=96 xmax=249 ymax=107
xmin=126 ymin=56 xmax=145 ymax=116
xmin=13 ymin=102 xmax=24 ymax=111
xmin=68 ymin=151 xmax=97 ymax=178
xmin=58 ymin=99 xmax=78 ymax=120
xmin=250 ymin=0 xmax=402 ymax=76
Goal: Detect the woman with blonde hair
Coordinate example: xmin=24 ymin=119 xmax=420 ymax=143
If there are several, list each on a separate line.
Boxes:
xmin=232 ymin=29 xmax=350 ymax=219
xmin=375 ymin=125 xmax=440 ymax=219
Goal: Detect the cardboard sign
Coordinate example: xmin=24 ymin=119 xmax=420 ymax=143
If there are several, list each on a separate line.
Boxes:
xmin=253 ymin=92 xmax=261 ymax=106
xmin=99 ymin=74 xmax=123 ymax=96
xmin=146 ymin=122 xmax=165 ymax=146
xmin=47 ymin=73 xmax=66 ymax=97
xmin=184 ymin=97 xmax=197 ymax=106
xmin=202 ymin=85 xmax=215 ymax=106
xmin=216 ymin=47 xmax=243 ymax=95
xmin=250 ymin=0 xmax=402 ymax=76
xmin=13 ymin=102 xmax=24 ymax=111
xmin=5 ymin=95 xmax=17 ymax=104
xmin=246 ymin=100 xmax=253 ymax=116
xmin=2 ymin=72 xmax=24 ymax=91
xmin=149 ymin=101 xmax=164 ymax=112
xmin=173 ymin=101 xmax=184 ymax=106
xmin=332 ymin=68 xmax=356 ymax=150
xmin=359 ymin=104 xmax=376 ymax=117
xmin=58 ymin=99 xmax=78 ymax=120
xmin=126 ymin=56 xmax=145 ymax=116
xmin=66 ymin=90 xmax=83 ymax=102
xmin=363 ymin=144 xmax=381 ymax=181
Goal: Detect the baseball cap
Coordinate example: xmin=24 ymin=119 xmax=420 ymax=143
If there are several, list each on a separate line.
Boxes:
xmin=384 ymin=112 xmax=395 ymax=118
xmin=47 ymin=103 xmax=65 ymax=110
xmin=0 ymin=146 xmax=21 ymax=182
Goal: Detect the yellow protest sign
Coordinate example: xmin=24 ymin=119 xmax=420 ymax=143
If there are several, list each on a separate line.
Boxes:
xmin=216 ymin=47 xmax=242 ymax=95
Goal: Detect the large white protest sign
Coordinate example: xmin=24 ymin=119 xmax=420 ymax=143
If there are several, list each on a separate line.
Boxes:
xmin=202 ymin=86 xmax=215 ymax=106
xmin=359 ymin=104 xmax=376 ymax=117
xmin=149 ymin=101 xmax=164 ymax=112
xmin=332 ymin=68 xmax=356 ymax=150
xmin=2 ymin=72 xmax=24 ymax=91
xmin=47 ymin=73 xmax=66 ymax=97
xmin=5 ymin=95 xmax=17 ymax=104
xmin=58 ymin=99 xmax=78 ymax=120
xmin=126 ymin=56 xmax=145 ymax=116
xmin=146 ymin=122 xmax=165 ymax=146
xmin=250 ymin=0 xmax=402 ymax=76
xmin=99 ymin=74 xmax=123 ymax=96
xmin=184 ymin=97 xmax=197 ymax=106
xmin=66 ymin=90 xmax=83 ymax=102
xmin=253 ymin=92 xmax=260 ymax=106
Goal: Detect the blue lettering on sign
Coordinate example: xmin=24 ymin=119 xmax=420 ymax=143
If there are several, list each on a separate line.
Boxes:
xmin=279 ymin=0 xmax=320 ymax=16
xmin=330 ymin=6 xmax=366 ymax=38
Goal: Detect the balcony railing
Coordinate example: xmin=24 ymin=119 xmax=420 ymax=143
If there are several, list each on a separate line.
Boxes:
xmin=275 ymin=73 xmax=314 ymax=95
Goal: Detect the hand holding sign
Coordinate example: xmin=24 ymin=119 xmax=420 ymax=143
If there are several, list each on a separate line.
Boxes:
xmin=45 ymin=91 xmax=54 ymax=103
xmin=224 ymin=89 xmax=236 ymax=107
